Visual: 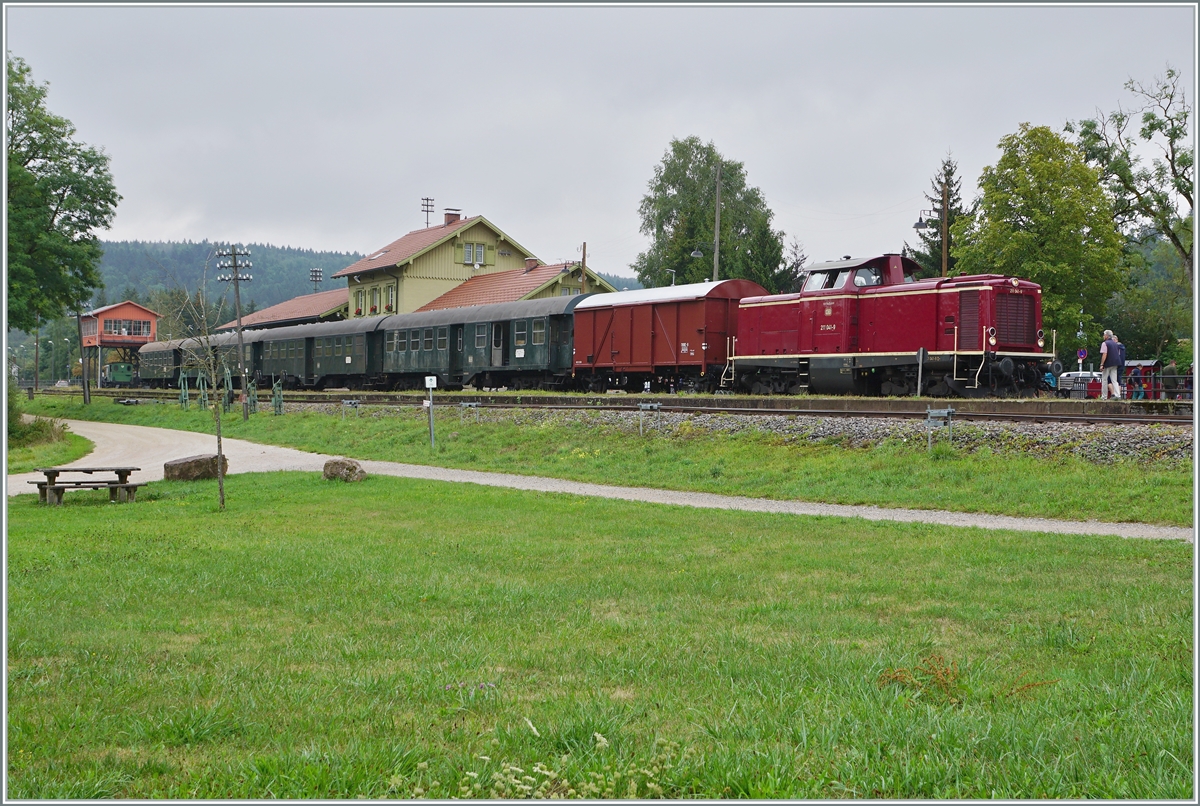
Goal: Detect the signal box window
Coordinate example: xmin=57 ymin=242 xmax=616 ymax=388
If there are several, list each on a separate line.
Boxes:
xmin=515 ymin=320 xmax=527 ymax=347
xmin=476 ymin=324 xmax=487 ymax=348
xmin=532 ymin=319 xmax=546 ymax=345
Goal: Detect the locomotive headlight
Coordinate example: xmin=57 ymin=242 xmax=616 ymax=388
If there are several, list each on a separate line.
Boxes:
xmin=1037 ymin=329 xmax=1045 ymax=348
xmin=1011 ymin=277 xmax=1020 ymax=287
xmin=987 ymin=326 xmax=997 ymax=347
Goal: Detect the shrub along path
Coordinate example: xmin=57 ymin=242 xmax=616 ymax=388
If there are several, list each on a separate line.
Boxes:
xmin=8 ymin=419 xmax=1191 ymax=542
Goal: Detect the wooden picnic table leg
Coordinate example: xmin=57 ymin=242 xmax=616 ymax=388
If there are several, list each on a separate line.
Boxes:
xmin=38 ymin=484 xmax=47 ymax=504
xmin=117 ymin=485 xmax=128 ymax=503
xmin=50 ymin=486 xmax=64 ymax=506
xmin=110 ymin=486 xmax=119 ymax=502
xmin=126 ymin=486 xmax=137 ymax=503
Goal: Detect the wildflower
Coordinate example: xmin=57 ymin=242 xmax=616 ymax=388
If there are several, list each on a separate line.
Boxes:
xmin=594 ymin=732 xmax=610 ymax=750
xmin=524 ymin=717 xmax=541 ymax=737
xmin=417 ymin=761 xmax=429 ymax=770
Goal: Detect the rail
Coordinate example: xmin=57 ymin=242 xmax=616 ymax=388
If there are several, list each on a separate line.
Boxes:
xmin=39 ymin=387 xmax=1193 ymax=426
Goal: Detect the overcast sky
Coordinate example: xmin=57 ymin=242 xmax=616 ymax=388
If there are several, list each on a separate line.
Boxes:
xmin=6 ymin=4 xmax=1195 ymax=279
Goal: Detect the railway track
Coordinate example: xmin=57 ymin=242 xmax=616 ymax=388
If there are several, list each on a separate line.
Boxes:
xmin=40 ymin=387 xmax=1194 ymax=426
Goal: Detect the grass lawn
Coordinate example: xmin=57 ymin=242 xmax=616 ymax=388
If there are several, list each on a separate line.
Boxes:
xmin=6 ymin=432 xmax=94 ymax=475
xmin=6 ymin=473 xmax=1193 ymax=798
xmin=25 ymin=395 xmax=1194 ymax=526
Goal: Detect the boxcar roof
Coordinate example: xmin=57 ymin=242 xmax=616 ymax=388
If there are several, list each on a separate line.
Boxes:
xmin=573 ymin=279 xmax=766 ymax=309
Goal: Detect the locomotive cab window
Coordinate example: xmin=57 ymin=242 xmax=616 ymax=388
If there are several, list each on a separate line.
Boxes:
xmin=803 ymin=272 xmax=831 ymax=292
xmin=853 ymin=267 xmax=881 ymax=287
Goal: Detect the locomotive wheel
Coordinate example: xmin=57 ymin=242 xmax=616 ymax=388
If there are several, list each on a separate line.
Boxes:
xmin=751 ymin=381 xmax=767 ymax=395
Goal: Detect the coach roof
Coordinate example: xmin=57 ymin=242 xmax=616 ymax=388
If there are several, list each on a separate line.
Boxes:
xmin=573 ymin=279 xmax=766 ymax=309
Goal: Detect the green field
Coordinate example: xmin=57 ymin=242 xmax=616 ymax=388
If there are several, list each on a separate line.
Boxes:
xmin=6 ymin=431 xmax=94 ymax=475
xmin=24 ymin=395 xmax=1194 ymax=526
xmin=6 ymin=473 xmax=1193 ymax=799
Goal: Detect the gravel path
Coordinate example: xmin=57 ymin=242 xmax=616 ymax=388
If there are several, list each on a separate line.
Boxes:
xmin=8 ymin=419 xmax=1193 ymax=543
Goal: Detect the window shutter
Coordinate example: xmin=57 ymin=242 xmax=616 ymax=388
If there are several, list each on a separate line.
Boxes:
xmin=485 ymin=244 xmax=496 ymax=265
xmin=455 ymin=244 xmax=465 ymax=264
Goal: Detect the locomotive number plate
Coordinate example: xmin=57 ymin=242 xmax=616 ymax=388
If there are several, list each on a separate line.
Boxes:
xmin=820 ymin=324 xmax=836 ymax=331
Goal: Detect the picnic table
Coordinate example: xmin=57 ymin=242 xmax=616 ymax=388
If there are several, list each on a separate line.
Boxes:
xmin=30 ymin=466 xmax=142 ymax=505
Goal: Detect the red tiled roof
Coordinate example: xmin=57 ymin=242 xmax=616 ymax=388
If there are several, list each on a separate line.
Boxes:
xmin=217 ymin=287 xmax=348 ymax=330
xmin=332 ymin=216 xmax=480 ymax=278
xmin=416 ymin=263 xmax=580 ymax=311
xmin=86 ymin=300 xmax=161 ymax=319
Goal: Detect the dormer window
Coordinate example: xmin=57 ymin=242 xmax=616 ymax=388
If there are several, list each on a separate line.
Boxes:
xmin=462 ymin=243 xmax=486 ymax=265
xmin=369 ymin=250 xmax=388 ymax=261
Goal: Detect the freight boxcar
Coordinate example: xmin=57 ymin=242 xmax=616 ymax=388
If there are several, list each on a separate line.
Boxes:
xmin=732 ymin=255 xmax=1058 ymax=396
xmin=572 ymin=279 xmax=767 ymax=392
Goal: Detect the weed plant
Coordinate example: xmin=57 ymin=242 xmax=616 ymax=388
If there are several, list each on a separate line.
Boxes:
xmin=6 ymin=473 xmax=1192 ymax=798
xmin=25 ymin=396 xmax=1193 ymax=525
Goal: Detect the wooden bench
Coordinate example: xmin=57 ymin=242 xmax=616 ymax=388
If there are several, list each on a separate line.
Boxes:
xmin=31 ymin=467 xmax=142 ymax=506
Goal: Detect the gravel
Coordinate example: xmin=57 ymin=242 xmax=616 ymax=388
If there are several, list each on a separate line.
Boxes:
xmin=288 ymin=402 xmax=1193 ymax=466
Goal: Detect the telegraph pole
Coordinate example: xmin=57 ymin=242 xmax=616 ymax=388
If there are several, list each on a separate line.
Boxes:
xmin=940 ymin=180 xmax=949 ymax=278
xmin=713 ymin=162 xmax=722 ymax=282
xmin=216 ymin=246 xmax=253 ymax=422
xmin=75 ymin=304 xmax=90 ymax=404
xmin=421 ymin=197 xmax=435 ymax=228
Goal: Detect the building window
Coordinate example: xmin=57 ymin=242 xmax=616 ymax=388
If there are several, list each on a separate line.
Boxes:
xmin=532 ymin=319 xmax=546 ymax=345
xmin=514 ymin=320 xmax=527 ymax=347
xmin=462 ymin=242 xmax=487 ymax=265
xmin=386 ymin=285 xmax=395 ymax=312
xmin=355 ymin=289 xmax=364 ymax=315
xmin=369 ymin=288 xmax=379 ymax=314
xmin=475 ymin=323 xmax=487 ymax=348
xmin=437 ymin=327 xmax=448 ymax=350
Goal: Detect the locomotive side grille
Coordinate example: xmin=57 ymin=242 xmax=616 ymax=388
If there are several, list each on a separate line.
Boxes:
xmin=959 ymin=290 xmax=980 ymax=350
xmin=995 ymin=293 xmax=1036 ymax=345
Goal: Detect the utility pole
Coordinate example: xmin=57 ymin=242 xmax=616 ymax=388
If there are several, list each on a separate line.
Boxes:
xmin=75 ymin=304 xmax=90 ymax=404
xmin=216 ymin=246 xmax=254 ymax=422
xmin=421 ymin=197 xmax=435 ymax=228
xmin=581 ymin=242 xmax=587 ymax=294
xmin=33 ymin=314 xmax=39 ymax=391
xmin=713 ymin=162 xmax=722 ymax=282
xmin=940 ymin=180 xmax=949 ymax=278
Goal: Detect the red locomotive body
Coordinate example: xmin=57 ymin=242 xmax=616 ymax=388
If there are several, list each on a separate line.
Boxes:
xmin=732 ymin=255 xmax=1058 ymax=396
xmin=573 ymin=279 xmax=767 ymax=392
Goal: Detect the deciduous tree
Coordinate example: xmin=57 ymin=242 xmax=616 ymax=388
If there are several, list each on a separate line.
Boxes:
xmin=952 ymin=124 xmax=1125 ymax=360
xmin=1068 ymin=66 xmax=1193 ymax=287
xmin=7 ymin=55 xmax=120 ymax=333
xmin=632 ymin=137 xmax=788 ymax=291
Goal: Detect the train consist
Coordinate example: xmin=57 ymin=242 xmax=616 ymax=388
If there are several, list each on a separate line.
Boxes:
xmin=138 ymin=254 xmax=1059 ymax=397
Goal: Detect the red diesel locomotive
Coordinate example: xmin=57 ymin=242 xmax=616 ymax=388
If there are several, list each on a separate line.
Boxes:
xmin=730 ymin=254 xmax=1060 ymax=397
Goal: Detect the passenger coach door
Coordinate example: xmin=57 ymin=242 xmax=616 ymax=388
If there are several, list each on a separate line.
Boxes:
xmin=492 ymin=323 xmax=506 ymax=366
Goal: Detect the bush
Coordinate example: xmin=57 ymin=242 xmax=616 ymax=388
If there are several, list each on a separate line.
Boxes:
xmin=8 ymin=380 xmax=65 ymax=448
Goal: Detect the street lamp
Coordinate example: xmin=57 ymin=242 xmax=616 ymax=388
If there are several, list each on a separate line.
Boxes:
xmin=913 ymin=179 xmax=951 ymax=277
xmin=310 ymin=267 xmax=323 ymax=294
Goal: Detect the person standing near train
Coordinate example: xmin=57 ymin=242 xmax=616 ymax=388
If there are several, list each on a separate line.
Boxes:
xmin=1099 ymin=329 xmax=1121 ymax=399
xmin=1114 ymin=335 xmax=1126 ymax=394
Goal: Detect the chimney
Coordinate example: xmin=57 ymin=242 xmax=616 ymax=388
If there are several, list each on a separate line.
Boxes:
xmin=524 ymin=257 xmax=539 ymax=272
xmin=443 ymin=208 xmax=461 ymax=226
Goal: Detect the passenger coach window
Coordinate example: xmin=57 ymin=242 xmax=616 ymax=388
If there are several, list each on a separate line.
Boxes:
xmin=476 ymin=324 xmax=487 ymax=348
xmin=354 ymin=335 xmax=364 ymax=356
xmin=385 ymin=331 xmax=395 ymax=352
xmin=532 ymin=319 xmax=546 ymax=345
xmin=397 ymin=331 xmax=407 ymax=352
xmin=515 ymin=320 xmax=527 ymax=347
xmin=437 ymin=327 xmax=448 ymax=350
xmin=335 ymin=339 xmax=343 ymax=357
xmin=423 ymin=329 xmax=434 ymax=351
xmin=411 ymin=330 xmax=420 ymax=351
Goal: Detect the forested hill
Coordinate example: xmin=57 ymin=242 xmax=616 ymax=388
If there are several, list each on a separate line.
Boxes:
xmin=97 ymin=240 xmax=640 ymax=309
xmin=95 ymin=241 xmax=365 ymax=311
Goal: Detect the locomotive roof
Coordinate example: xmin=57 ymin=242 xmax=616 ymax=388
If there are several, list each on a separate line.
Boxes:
xmin=802 ymin=254 xmax=924 ymax=274
xmin=573 ymin=279 xmax=766 ymax=309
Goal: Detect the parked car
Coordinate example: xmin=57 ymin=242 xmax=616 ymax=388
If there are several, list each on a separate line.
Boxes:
xmin=1056 ymin=371 xmax=1101 ymax=399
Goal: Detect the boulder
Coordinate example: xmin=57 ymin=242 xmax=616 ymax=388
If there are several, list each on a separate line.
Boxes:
xmin=323 ymin=457 xmax=366 ymax=482
xmin=164 ymin=453 xmax=228 ymax=481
